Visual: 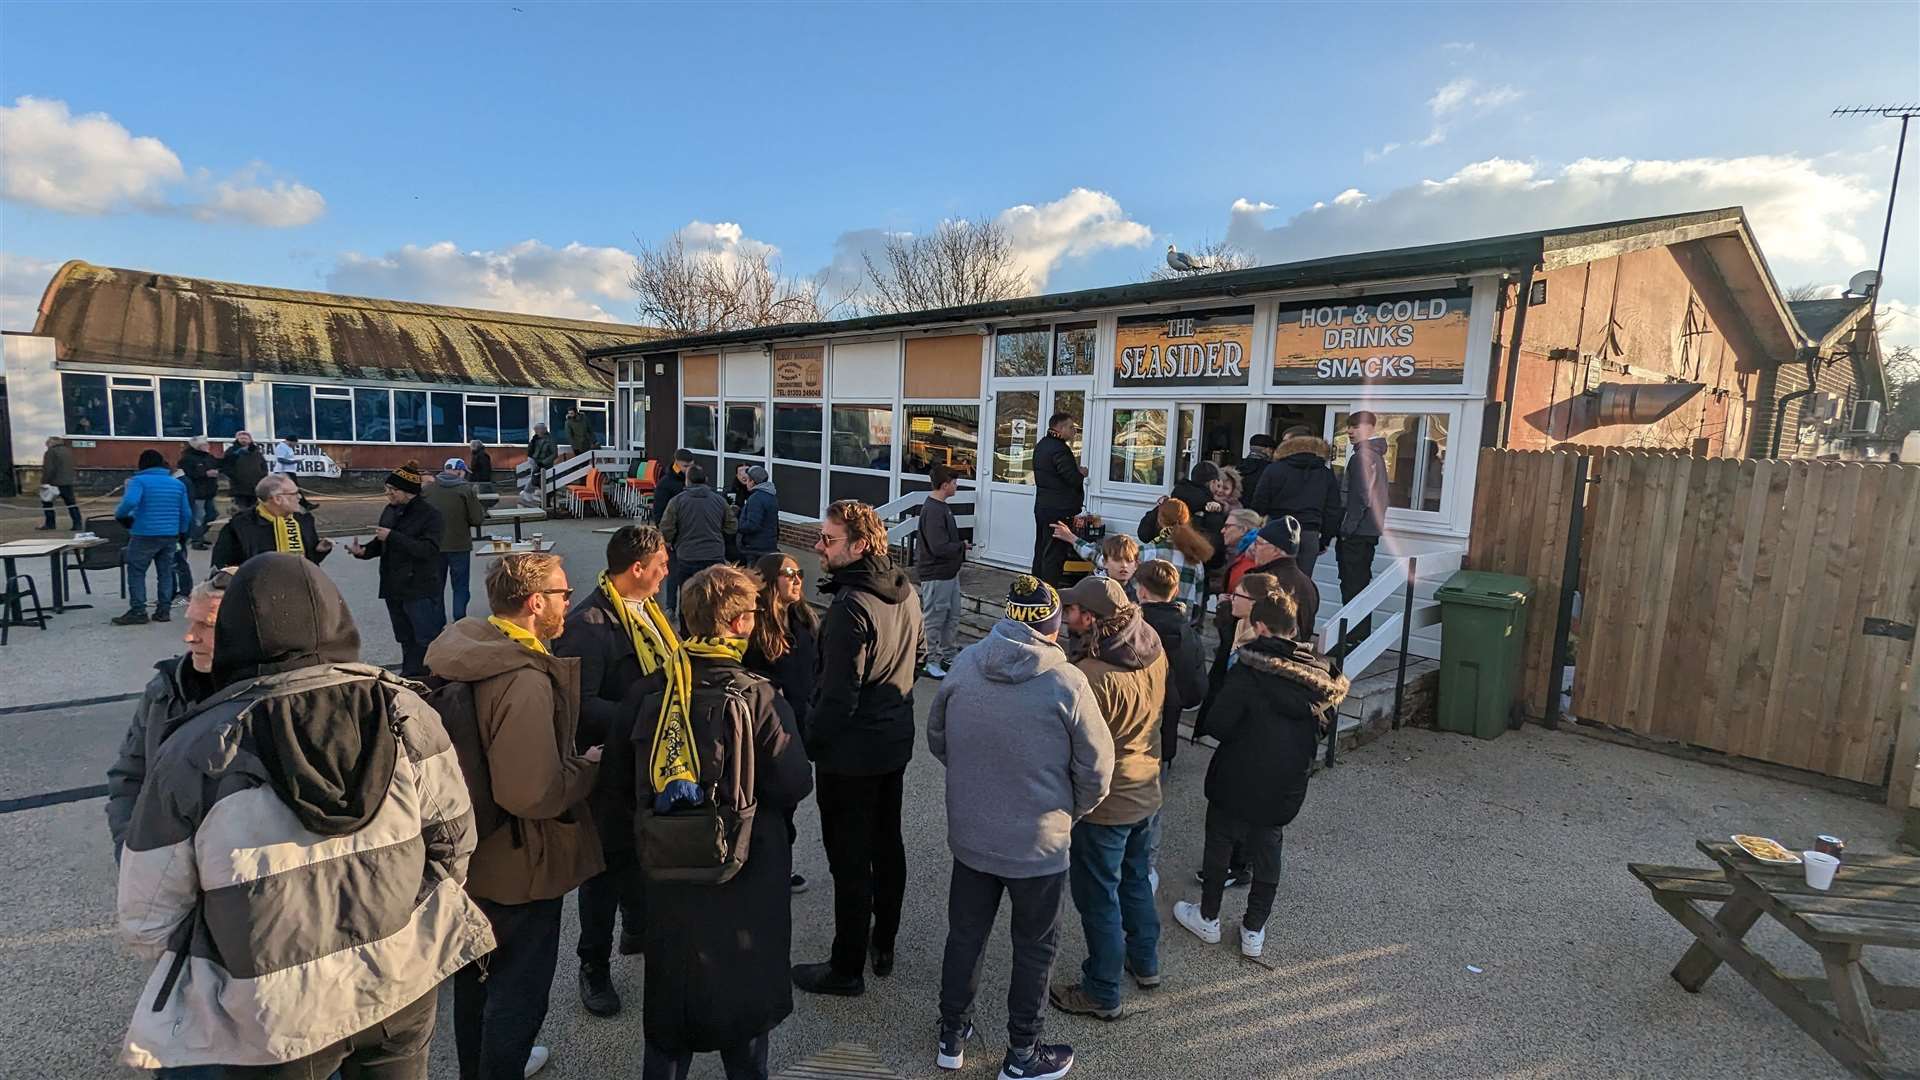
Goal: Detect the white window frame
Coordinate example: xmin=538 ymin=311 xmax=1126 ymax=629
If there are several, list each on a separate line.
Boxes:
xmin=1099 ymin=399 xmax=1177 ymax=498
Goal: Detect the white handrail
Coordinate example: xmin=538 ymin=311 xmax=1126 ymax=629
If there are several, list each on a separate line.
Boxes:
xmin=1311 ymin=543 xmax=1463 ymax=663
xmin=1316 ymin=556 xmax=1409 ymax=654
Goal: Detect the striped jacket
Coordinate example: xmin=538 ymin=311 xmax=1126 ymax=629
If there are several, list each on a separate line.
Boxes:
xmin=116 ymin=663 xmax=496 ymax=1070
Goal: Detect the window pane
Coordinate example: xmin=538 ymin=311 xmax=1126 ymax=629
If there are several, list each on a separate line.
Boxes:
xmin=580 ymin=402 xmax=607 ymax=445
xmin=1053 ymin=322 xmax=1097 ymax=376
xmin=829 ymin=469 xmax=891 ymax=506
xmin=272 ymin=385 xmax=313 ymax=441
xmin=1330 ymin=411 xmax=1446 ymax=512
xmin=354 ymin=388 xmax=391 ymax=442
xmin=204 ymin=381 xmax=245 ymax=438
xmin=111 ymin=384 xmax=157 ymax=438
xmin=904 ymin=404 xmax=979 ymax=479
xmin=994 ymin=328 xmax=1050 ymax=378
xmin=431 ymin=392 xmax=465 ymax=444
xmin=774 ymin=403 xmax=823 ymax=461
xmin=62 ymin=373 xmax=109 ymax=436
xmin=628 ymin=391 xmax=646 ymax=451
xmin=548 ymin=398 xmax=577 ymax=437
xmin=160 ymin=379 xmax=202 ymax=437
xmin=992 ymin=390 xmax=1040 ymax=485
xmin=1108 ymin=408 xmax=1168 ymax=486
xmin=314 ymin=392 xmax=354 ymax=441
xmin=468 ymin=404 xmax=499 ymax=444
xmin=726 ymin=404 xmax=765 ymax=455
xmin=499 ymin=395 xmax=531 ymax=444
xmin=1052 ymin=390 xmax=1086 ymax=460
xmin=1420 ymin=414 xmax=1447 ymax=512
xmin=771 ymin=463 xmax=822 ymax=517
xmin=830 ymin=404 xmax=892 ymax=470
xmin=394 ymin=390 xmax=429 ymax=443
xmin=683 ymin=402 xmax=718 ymax=451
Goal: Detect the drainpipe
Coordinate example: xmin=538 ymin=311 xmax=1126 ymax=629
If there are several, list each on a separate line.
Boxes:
xmin=1767 ymin=348 xmax=1822 ymax=459
xmin=1498 ymin=265 xmax=1537 ymax=446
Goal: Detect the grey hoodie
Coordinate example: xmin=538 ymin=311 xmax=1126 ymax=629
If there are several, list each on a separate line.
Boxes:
xmin=928 ymin=619 xmax=1115 ymax=878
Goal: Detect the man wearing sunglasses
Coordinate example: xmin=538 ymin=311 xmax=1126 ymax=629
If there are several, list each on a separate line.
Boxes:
xmin=211 ymin=474 xmax=332 ymax=570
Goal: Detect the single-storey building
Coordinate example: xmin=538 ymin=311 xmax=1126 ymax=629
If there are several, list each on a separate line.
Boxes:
xmin=590 ymin=207 xmax=1866 ymax=573
xmin=2 ymin=260 xmax=655 ymax=488
xmin=1748 ymin=295 xmax=1887 ymax=459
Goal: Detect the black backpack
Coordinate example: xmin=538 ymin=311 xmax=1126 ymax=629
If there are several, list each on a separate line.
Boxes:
xmin=634 ymin=680 xmax=759 ymax=885
xmin=420 ymin=676 xmax=519 ymax=845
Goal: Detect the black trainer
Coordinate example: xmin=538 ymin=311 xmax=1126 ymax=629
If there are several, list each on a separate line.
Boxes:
xmin=578 ymin=962 xmax=620 ymax=1017
xmin=791 ymin=961 xmax=864 ymax=997
xmin=999 ymin=1042 xmax=1074 ymax=1080
xmin=1192 ymin=868 xmax=1250 ymax=888
xmin=936 ymin=1021 xmax=974 ymax=1071
xmin=112 ymin=610 xmax=149 ymax=626
xmin=152 ymin=608 xmax=171 ymax=623
xmin=870 ymin=944 xmax=894 ymax=977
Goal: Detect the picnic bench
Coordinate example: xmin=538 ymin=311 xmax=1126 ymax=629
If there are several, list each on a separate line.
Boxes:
xmin=1632 ymin=840 xmax=1920 ymax=1079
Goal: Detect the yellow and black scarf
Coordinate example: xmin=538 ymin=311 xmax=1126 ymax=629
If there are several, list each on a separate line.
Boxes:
xmin=648 ymin=633 xmax=749 ymax=794
xmin=487 ymin=615 xmax=549 ymax=655
xmin=259 ymin=506 xmax=303 ymax=554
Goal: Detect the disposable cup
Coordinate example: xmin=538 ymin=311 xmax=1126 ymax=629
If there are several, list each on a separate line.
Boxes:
xmin=1802 ymin=850 xmax=1840 ymax=890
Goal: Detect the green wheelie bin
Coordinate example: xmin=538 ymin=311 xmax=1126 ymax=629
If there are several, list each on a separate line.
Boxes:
xmin=1433 ymin=570 xmax=1534 ymax=739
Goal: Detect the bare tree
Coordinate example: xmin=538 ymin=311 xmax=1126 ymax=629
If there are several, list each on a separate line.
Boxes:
xmin=859 ymin=219 xmax=1028 ymax=315
xmin=1148 ymin=237 xmax=1258 ymax=281
xmin=1783 ymin=281 xmax=1831 ymax=302
xmin=629 ymin=234 xmax=831 ymax=335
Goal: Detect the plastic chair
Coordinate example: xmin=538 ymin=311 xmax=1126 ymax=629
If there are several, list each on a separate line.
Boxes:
xmin=565 ymin=467 xmax=607 ymax=518
xmin=633 ymin=458 xmax=658 ymax=495
xmin=1 ymin=574 xmax=48 ymax=645
xmin=74 ymin=517 xmax=130 ymax=599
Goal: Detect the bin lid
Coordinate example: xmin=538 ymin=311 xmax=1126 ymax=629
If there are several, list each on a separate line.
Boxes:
xmin=1435 ymin=569 xmax=1534 ymax=609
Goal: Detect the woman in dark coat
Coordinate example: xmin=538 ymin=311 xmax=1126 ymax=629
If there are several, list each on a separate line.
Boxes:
xmin=744 ymin=552 xmax=820 ymax=893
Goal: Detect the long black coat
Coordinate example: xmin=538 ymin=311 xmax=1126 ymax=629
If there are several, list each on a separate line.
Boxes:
xmin=650 ymin=465 xmax=685 ymax=525
xmin=355 ymin=496 xmax=442 ymax=600
xmin=745 ymin=603 xmax=818 ymax=735
xmin=1033 ymin=433 xmax=1083 ymax=514
xmin=1204 ymin=635 xmax=1347 ymax=826
xmin=211 ymin=509 xmax=329 ymax=568
xmin=638 ymin=656 xmax=813 ymax=1052
xmin=551 ymin=587 xmax=666 ymax=856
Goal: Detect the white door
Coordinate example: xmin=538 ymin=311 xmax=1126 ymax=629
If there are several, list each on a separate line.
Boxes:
xmin=979 ymin=382 xmax=1090 ymax=569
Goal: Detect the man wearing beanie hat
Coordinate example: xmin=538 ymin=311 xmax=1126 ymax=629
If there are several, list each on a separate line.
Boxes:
xmin=736 ymin=464 xmax=781 ymax=561
xmin=111 ymin=449 xmax=194 ymax=626
xmin=347 ymin=461 xmax=445 ymax=676
xmin=926 ymin=575 xmax=1111 ymax=1078
xmin=1247 ymin=515 xmax=1319 ymax=641
xmin=423 ymin=458 xmax=489 ymax=620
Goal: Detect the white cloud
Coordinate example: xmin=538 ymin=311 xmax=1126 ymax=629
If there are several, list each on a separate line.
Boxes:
xmin=1428 ymin=78 xmax=1475 ymax=117
xmin=994 ymin=188 xmax=1153 ymax=291
xmin=326 ymin=240 xmax=634 ymax=322
xmin=1364 ymin=142 xmax=1401 ymax=162
xmin=0 ymin=252 xmax=60 ymax=332
xmin=0 ymin=96 xmax=323 ymax=227
xmin=1880 ymin=299 xmax=1919 ymax=352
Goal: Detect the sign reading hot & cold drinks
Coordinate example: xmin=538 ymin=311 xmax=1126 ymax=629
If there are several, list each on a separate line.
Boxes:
xmin=1272 ymin=288 xmax=1471 ymax=386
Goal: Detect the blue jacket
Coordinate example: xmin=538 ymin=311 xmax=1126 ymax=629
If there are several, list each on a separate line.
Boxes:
xmin=115 ymin=468 xmax=193 ymax=538
xmin=737 ymin=483 xmax=781 ymax=559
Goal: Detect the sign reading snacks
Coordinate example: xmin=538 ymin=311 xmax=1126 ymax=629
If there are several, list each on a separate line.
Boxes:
xmin=773 ymin=346 xmax=824 ymax=398
xmin=1113 ymin=306 xmax=1254 ymax=388
xmin=1272 ymin=289 xmax=1471 ymax=386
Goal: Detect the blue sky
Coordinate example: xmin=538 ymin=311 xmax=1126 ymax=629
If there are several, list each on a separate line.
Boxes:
xmin=2 ymin=1 xmax=1917 ymax=345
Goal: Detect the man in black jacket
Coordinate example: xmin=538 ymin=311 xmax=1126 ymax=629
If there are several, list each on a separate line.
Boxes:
xmin=179 ymin=437 xmax=221 ymax=548
xmin=1031 ymin=412 xmax=1085 ymax=586
xmin=1248 ymin=516 xmax=1319 ymax=638
xmin=648 ymin=449 xmax=692 ymax=526
xmin=346 ymin=463 xmax=444 ymax=676
xmin=218 ymin=431 xmax=270 ymax=513
xmin=915 ymin=464 xmax=966 ymax=678
xmin=1251 ymin=429 xmax=1342 ymax=574
xmin=1337 ymin=411 xmax=1390 ymax=638
xmin=212 ymin=474 xmax=333 ymax=569
xmin=1236 ymin=433 xmax=1275 ymax=495
xmin=1135 ymin=560 xmax=1206 ymax=768
xmin=551 ymin=525 xmax=674 ymax=1019
xmin=793 ymin=500 xmax=925 ymax=997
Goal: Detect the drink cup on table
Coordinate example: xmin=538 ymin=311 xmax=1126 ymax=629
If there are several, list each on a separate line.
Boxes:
xmin=1802 ymin=850 xmax=1840 ymax=891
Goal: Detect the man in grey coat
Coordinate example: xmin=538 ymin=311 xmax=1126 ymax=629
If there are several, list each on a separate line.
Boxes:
xmin=38 ymin=436 xmax=83 ymax=531
xmin=927 ymin=575 xmax=1112 ymax=1080
xmin=1336 ymin=411 xmax=1390 ymax=625
xmin=658 ymin=464 xmax=736 ymax=612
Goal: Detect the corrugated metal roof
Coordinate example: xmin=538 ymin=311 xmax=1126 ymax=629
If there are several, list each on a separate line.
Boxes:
xmin=1787 ymin=297 xmax=1871 ymax=348
xmin=32 ymin=261 xmax=656 ymax=395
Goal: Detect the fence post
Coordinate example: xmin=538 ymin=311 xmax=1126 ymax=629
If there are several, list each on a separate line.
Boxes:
xmin=1328 ymin=617 xmax=1348 ymax=767
xmin=1391 ymin=557 xmax=1418 ymax=729
xmin=1544 ymin=455 xmax=1590 ymax=730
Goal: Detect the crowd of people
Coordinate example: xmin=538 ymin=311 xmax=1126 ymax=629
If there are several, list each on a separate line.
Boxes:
xmin=101 ymin=426 xmax=1363 ymax=1080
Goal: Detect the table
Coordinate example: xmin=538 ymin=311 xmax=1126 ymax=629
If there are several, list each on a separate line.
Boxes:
xmin=0 ymin=536 xmax=109 ymax=623
xmin=478 ymin=507 xmax=546 ymax=541
xmin=1633 ymin=840 xmax=1920 ymax=1078
xmin=475 ymin=541 xmax=556 ymax=557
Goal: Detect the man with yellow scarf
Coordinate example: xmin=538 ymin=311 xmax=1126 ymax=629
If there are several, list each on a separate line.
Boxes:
xmin=551 ymin=525 xmax=676 ymax=1018
xmin=210 ymin=474 xmax=332 ymax=568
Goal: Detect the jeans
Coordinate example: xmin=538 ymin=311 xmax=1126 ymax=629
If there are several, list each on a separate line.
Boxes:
xmin=41 ymin=485 xmax=81 ymax=530
xmin=125 ymin=535 xmax=179 ymax=615
xmin=664 ymin=557 xmax=719 ymax=615
xmin=440 ymin=551 xmax=473 ymax=622
xmin=640 ymin=1035 xmax=768 ymax=1080
xmin=1335 ymin=535 xmax=1379 ymax=644
xmin=940 ymin=860 xmax=1065 ymax=1048
xmin=386 ymin=596 xmax=445 ymax=677
xmin=1068 ymin=815 xmax=1160 ymax=1009
xmin=221 ymin=986 xmax=437 ymax=1079
xmin=815 ymin=768 xmax=907 ymax=978
xmin=189 ymin=495 xmax=219 ymax=543
xmin=454 ymin=896 xmax=563 ymax=1080
xmin=1200 ymin=804 xmax=1284 ymax=931
xmin=919 ymin=577 xmax=961 ymax=666
xmin=575 ymin=850 xmax=645 ymax=964
xmin=173 ymin=543 xmax=195 ymax=597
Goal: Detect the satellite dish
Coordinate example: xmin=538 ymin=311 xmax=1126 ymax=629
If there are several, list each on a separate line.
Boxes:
xmin=1845 ymin=270 xmax=1880 ymax=297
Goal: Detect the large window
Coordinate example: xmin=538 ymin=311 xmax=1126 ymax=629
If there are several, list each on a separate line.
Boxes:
xmin=111 ymin=377 xmax=158 ymax=438
xmin=394 ymin=390 xmax=430 ymax=443
xmin=160 ymin=379 xmax=202 ymax=438
xmin=205 ymin=381 xmax=245 ymax=438
xmin=994 ymin=328 xmax=1051 ymax=378
xmin=683 ymin=402 xmax=718 ymax=451
xmin=547 ymin=397 xmax=607 ymax=444
xmin=1332 ymin=411 xmax=1449 ymax=514
xmin=272 ymin=384 xmax=314 ymax=441
xmin=725 ymin=404 xmax=765 ymax=456
xmin=1054 ymin=322 xmax=1097 ymax=376
xmin=355 ymin=388 xmax=392 ymax=442
xmin=774 ymin=403 xmax=822 ymax=462
xmin=992 ymin=390 xmax=1040 ymax=484
xmin=1108 ymin=407 xmax=1169 ymax=487
xmin=466 ymin=394 xmax=500 ymax=444
xmin=501 ymin=395 xmax=531 ymax=444
xmin=904 ymin=404 xmax=979 ymax=478
xmin=61 ymin=373 xmax=109 ymax=436
xmin=830 ymin=404 xmax=893 ymax=470
xmin=431 ymin=392 xmax=465 ymax=444
xmin=314 ymin=387 xmax=354 ymax=441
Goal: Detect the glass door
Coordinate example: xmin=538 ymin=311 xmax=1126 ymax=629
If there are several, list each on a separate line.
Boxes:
xmin=1175 ymin=403 xmax=1203 ymax=482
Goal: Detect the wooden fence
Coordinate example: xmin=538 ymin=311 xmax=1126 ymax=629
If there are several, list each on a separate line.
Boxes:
xmin=1467 ymin=448 xmax=1920 ymax=787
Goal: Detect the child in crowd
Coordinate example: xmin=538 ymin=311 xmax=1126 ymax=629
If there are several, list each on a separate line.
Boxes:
xmin=1174 ymin=593 xmax=1348 ymax=959
xmin=1134 ymin=560 xmax=1205 ymax=770
xmin=1054 ymin=527 xmax=1142 ymax=600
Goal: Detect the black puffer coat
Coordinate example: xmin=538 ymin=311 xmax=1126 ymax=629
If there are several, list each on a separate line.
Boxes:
xmin=1203 ymin=635 xmax=1348 ymax=826
xmin=808 ymin=554 xmax=924 ymax=775
xmin=356 ymin=496 xmax=442 ymax=600
xmin=1252 ymin=435 xmax=1344 ymax=534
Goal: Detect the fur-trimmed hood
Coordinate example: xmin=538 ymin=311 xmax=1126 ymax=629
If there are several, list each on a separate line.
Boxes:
xmin=1276 ymin=434 xmax=1332 ymax=462
xmin=1236 ymin=635 xmax=1348 ymax=708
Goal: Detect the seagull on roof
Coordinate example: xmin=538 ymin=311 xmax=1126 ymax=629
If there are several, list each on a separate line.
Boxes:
xmin=1166 ymin=244 xmax=1211 ymax=273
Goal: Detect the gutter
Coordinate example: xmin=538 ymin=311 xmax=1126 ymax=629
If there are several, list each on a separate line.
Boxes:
xmin=1768 ymin=346 xmax=1823 ymax=458
xmin=1496 ymin=265 xmax=1537 ymax=446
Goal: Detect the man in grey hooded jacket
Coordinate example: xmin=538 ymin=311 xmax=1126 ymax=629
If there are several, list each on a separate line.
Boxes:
xmin=926 ymin=575 xmax=1112 ymax=1080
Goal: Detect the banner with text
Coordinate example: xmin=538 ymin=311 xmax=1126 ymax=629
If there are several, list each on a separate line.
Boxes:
xmin=1113 ymin=306 xmax=1255 ymax=389
xmin=773 ymin=346 xmax=824 ymax=398
xmin=1272 ymin=289 xmax=1470 ymax=386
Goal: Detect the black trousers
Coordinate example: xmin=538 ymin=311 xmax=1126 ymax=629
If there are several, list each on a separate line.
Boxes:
xmin=575 ymin=849 xmax=645 ymax=964
xmin=454 ymin=896 xmax=563 ymax=1080
xmin=940 ymin=860 xmax=1065 ymax=1049
xmin=641 ymin=1034 xmax=769 ymax=1080
xmin=665 ymin=556 xmax=720 ymax=614
xmin=1295 ymin=527 xmax=1322 ymax=575
xmin=40 ymin=485 xmax=81 ymax=529
xmin=224 ymin=987 xmax=437 ymax=1079
xmin=385 ymin=596 xmax=443 ymax=677
xmin=1335 ymin=535 xmax=1379 ymax=645
xmin=815 ymin=768 xmax=907 ymax=977
xmin=1031 ymin=505 xmax=1076 ymax=586
xmin=1200 ymin=804 xmax=1284 ymax=931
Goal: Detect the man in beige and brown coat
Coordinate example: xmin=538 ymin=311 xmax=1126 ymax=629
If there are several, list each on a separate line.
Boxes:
xmin=1050 ymin=575 xmax=1168 ymax=1022
xmin=426 ymin=551 xmax=603 ymax=1080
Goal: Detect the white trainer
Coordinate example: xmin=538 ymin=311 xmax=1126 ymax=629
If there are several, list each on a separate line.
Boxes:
xmin=925 ymin=661 xmax=949 ymax=679
xmin=1173 ymin=900 xmax=1220 ymax=944
xmin=1240 ymin=925 xmax=1265 ymax=958
xmin=524 ymin=1045 xmax=551 ymax=1078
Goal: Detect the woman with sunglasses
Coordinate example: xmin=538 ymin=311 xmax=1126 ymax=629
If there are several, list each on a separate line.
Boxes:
xmin=745 ymin=552 xmax=820 ymax=894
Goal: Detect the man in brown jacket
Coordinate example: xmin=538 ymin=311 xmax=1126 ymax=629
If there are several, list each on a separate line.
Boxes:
xmin=1050 ymin=576 xmax=1168 ymax=1022
xmin=425 ymin=552 xmax=603 ymax=1080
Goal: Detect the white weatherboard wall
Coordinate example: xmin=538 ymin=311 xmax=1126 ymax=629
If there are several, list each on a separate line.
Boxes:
xmin=3 ymin=333 xmax=59 ymax=467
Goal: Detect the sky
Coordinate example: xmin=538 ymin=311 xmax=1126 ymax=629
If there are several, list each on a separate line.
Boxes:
xmin=2 ymin=1 xmax=1917 ymax=350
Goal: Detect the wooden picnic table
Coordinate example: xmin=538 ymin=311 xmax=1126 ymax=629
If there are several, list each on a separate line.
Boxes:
xmin=476 ymin=507 xmax=546 ymax=542
xmin=0 ymin=536 xmax=110 ymax=622
xmin=474 ymin=540 xmax=556 ymax=557
xmin=1632 ymin=840 xmax=1920 ymax=1078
